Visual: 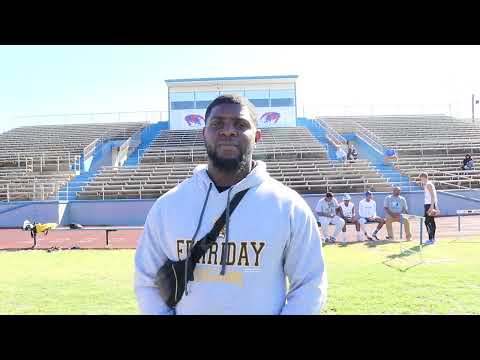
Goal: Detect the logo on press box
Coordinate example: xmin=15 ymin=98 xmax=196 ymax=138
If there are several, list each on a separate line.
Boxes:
xmin=260 ymin=112 xmax=280 ymax=125
xmin=184 ymin=114 xmax=205 ymax=127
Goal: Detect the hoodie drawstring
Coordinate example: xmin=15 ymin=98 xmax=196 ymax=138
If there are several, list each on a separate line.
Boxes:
xmin=185 ymin=182 xmax=212 ymax=296
xmin=220 ymin=187 xmax=234 ymax=276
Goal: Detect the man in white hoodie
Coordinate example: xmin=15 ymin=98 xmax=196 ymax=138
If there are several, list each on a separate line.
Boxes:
xmin=134 ymin=94 xmax=327 ymax=315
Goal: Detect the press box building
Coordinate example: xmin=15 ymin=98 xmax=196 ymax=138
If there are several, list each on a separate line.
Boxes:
xmin=165 ymin=75 xmax=298 ymax=130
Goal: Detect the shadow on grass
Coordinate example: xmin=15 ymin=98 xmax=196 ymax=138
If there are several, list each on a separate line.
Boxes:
xmin=324 ymin=240 xmax=368 ymax=248
xmin=364 ymin=238 xmax=422 ymax=248
xmin=382 ymin=244 xmax=424 ymax=272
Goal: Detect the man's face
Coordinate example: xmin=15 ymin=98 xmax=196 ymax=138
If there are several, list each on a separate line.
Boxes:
xmin=420 ymin=176 xmax=427 ymax=185
xmin=393 ymin=187 xmax=401 ymax=196
xmin=325 ymin=196 xmax=332 ymax=203
xmin=366 ymin=194 xmax=372 ymax=201
xmin=344 ymin=200 xmax=349 ymax=206
xmin=203 ymin=103 xmax=261 ymax=172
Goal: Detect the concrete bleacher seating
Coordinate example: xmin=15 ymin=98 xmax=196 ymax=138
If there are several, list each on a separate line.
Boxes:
xmin=0 ymin=122 xmax=147 ymax=201
xmin=323 ymin=115 xmax=480 ymax=190
xmin=140 ymin=127 xmax=328 ymax=163
xmin=77 ymin=126 xmax=390 ymax=200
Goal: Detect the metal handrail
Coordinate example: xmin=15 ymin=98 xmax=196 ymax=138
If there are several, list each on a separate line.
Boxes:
xmin=352 ymin=120 xmax=384 ymax=145
xmin=314 ymin=118 xmax=346 ymax=146
xmin=352 ymin=121 xmax=385 ymax=155
xmin=83 ymin=137 xmax=102 ymax=160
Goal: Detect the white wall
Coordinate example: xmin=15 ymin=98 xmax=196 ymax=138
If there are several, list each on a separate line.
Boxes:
xmin=170 ymin=106 xmax=296 ymax=130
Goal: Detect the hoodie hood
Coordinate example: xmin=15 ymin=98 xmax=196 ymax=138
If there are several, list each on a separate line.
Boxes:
xmin=192 ymin=160 xmax=269 ymax=195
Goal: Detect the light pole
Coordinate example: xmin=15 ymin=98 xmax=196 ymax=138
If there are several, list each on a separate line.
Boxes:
xmin=473 ymin=94 xmax=475 ymax=124
xmin=472 ymin=94 xmax=480 ymax=124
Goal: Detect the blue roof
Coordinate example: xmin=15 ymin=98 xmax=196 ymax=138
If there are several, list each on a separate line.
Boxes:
xmin=165 ymin=75 xmax=298 ymax=84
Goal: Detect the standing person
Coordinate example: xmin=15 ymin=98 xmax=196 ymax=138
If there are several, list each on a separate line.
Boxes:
xmin=384 ymin=186 xmax=411 ymax=241
xmin=315 ymin=192 xmax=345 ymax=244
xmin=338 ymin=194 xmax=362 ymax=243
xmin=419 ymin=172 xmax=440 ymax=245
xmin=134 ymin=94 xmax=327 ymax=315
xmin=358 ymin=191 xmax=385 ymax=241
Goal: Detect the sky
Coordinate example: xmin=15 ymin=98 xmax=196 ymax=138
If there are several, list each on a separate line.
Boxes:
xmin=1 ymin=45 xmax=480 ymax=132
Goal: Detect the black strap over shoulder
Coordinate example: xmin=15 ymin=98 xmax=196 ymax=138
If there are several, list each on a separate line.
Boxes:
xmin=189 ymin=188 xmax=249 ymax=264
xmin=155 ymin=187 xmax=250 ymax=308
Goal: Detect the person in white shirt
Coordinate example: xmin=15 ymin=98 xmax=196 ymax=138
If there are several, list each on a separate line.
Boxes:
xmin=336 ymin=146 xmax=347 ymax=163
xmin=315 ymin=192 xmax=345 ymax=244
xmin=338 ymin=194 xmax=362 ymax=243
xmin=419 ymin=172 xmax=440 ymax=245
xmin=358 ymin=191 xmax=385 ymax=241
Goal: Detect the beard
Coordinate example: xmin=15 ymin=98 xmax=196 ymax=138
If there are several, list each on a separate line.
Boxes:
xmin=205 ymin=141 xmax=251 ymax=172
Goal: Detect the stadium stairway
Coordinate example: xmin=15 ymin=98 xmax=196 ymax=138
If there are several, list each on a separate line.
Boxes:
xmin=57 ymin=172 xmax=98 ymax=201
xmin=296 ymin=118 xmax=337 ymax=160
xmin=298 ymin=117 xmax=420 ymax=191
xmin=124 ymin=121 xmax=168 ymax=166
xmin=57 ymin=122 xmax=168 ymax=201
xmin=349 ymin=134 xmax=421 ymax=191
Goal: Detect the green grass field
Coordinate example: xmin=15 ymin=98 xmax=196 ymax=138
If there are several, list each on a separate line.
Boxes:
xmin=1 ymin=237 xmax=479 ymax=314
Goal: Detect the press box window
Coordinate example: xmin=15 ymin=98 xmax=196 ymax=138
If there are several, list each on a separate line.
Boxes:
xmin=170 ymin=92 xmax=195 ymax=110
xmin=245 ymin=89 xmax=269 ymax=108
xmin=270 ymin=89 xmax=295 ymax=107
xmin=195 ymin=91 xmax=219 ymax=109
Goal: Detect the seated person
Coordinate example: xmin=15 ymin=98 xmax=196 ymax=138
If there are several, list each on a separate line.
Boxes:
xmin=384 ymin=186 xmax=411 ymax=241
xmin=336 ymin=146 xmax=347 ymax=162
xmin=358 ymin=191 xmax=385 ymax=241
xmin=346 ymin=143 xmax=358 ymax=161
xmin=315 ymin=192 xmax=345 ymax=244
xmin=338 ymin=194 xmax=362 ymax=243
xmin=383 ymin=148 xmax=398 ymax=165
xmin=461 ymin=154 xmax=475 ymax=170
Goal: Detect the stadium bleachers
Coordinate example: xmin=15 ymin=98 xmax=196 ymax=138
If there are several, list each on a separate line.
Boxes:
xmin=0 ymin=122 xmax=147 ymax=201
xmin=323 ymin=116 xmax=480 ymax=189
xmin=11 ymin=115 xmax=475 ymax=201
xmin=77 ymin=127 xmax=390 ymax=200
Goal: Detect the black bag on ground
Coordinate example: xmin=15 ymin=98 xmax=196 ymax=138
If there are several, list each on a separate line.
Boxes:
xmin=154 ymin=188 xmax=248 ymax=309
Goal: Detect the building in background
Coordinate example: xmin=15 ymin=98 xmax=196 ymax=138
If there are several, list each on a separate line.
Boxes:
xmin=165 ymin=75 xmax=298 ymax=130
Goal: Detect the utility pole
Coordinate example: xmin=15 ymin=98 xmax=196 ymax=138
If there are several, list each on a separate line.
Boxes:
xmin=473 ymin=94 xmax=475 ymax=124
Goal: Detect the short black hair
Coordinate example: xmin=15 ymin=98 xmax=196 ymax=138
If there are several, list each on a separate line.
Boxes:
xmin=325 ymin=192 xmax=333 ymax=198
xmin=204 ymin=94 xmax=257 ymax=126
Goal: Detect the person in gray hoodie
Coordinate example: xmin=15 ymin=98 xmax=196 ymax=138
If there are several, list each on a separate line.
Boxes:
xmin=134 ymin=94 xmax=327 ymax=315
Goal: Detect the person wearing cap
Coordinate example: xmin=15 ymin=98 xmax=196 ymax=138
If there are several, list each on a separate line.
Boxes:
xmin=338 ymin=194 xmax=362 ymax=243
xmin=384 ymin=186 xmax=411 ymax=241
xmin=358 ymin=191 xmax=385 ymax=241
xmin=315 ymin=192 xmax=345 ymax=244
xmin=383 ymin=148 xmax=398 ymax=165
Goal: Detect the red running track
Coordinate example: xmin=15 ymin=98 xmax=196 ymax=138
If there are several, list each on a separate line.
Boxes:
xmin=0 ymin=227 xmax=143 ymax=250
xmin=2 ymin=215 xmax=480 ymax=250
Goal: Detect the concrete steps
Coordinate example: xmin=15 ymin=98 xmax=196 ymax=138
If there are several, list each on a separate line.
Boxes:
xmin=124 ymin=122 xmax=168 ymax=166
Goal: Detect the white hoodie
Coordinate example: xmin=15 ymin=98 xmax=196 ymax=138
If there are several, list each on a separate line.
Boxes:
xmin=134 ymin=160 xmax=327 ymax=315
